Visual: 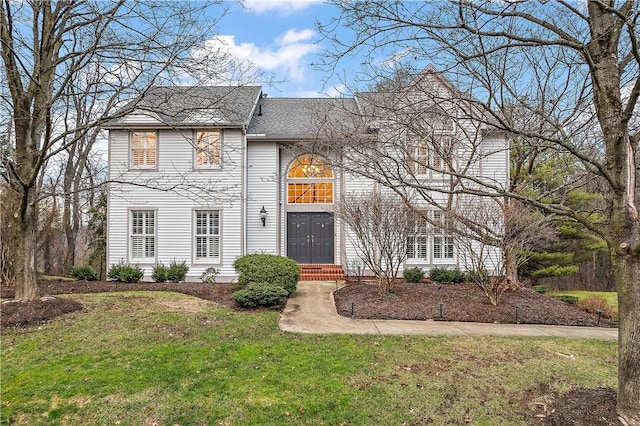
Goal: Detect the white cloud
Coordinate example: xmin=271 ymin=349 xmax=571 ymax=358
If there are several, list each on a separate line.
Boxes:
xmin=201 ymin=29 xmax=319 ymax=83
xmin=243 ymin=0 xmax=321 ymax=14
xmin=278 ymin=28 xmax=316 ymax=45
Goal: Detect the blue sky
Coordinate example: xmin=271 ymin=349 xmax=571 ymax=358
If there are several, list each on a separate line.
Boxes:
xmin=209 ymin=0 xmax=350 ymax=97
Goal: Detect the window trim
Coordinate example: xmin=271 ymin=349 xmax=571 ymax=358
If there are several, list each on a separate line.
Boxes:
xmin=129 ymin=130 xmax=158 ymax=170
xmin=129 ymin=209 xmax=157 ymax=263
xmin=193 ymin=129 xmax=223 ymax=170
xmin=192 ymin=209 xmax=222 ymax=264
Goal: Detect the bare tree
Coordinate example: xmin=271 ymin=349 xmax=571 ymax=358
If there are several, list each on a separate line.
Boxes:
xmin=456 ymin=198 xmax=555 ymax=305
xmin=0 ymin=1 xmax=241 ymax=301
xmin=319 ymin=1 xmax=640 ymax=421
xmin=338 ymin=190 xmax=415 ymax=293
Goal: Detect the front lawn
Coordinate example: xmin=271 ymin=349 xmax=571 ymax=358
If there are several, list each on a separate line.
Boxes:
xmin=549 ymin=290 xmax=618 ymax=308
xmin=1 ymin=291 xmax=617 ymax=425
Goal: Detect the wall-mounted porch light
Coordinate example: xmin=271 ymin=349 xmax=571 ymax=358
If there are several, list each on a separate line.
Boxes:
xmin=260 ymin=206 xmax=267 ymax=227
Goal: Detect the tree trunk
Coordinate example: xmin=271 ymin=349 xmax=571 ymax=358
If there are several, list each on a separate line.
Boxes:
xmin=504 ymin=247 xmax=519 ymax=288
xmin=14 ymin=194 xmax=42 ymax=300
xmin=613 ymin=250 xmax=640 ymax=425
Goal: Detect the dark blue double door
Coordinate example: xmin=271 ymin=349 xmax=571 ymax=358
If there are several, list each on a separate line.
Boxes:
xmin=287 ymin=212 xmax=334 ymax=264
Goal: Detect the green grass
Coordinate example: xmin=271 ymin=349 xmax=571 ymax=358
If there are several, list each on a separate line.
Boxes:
xmin=1 ymin=291 xmax=617 ymax=425
xmin=550 ymin=290 xmax=618 ymax=307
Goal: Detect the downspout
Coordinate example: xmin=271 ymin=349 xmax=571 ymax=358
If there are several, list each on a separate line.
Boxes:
xmin=276 ymin=144 xmax=281 ymax=255
xmin=241 ymin=125 xmax=247 ymax=257
xmin=106 ymin=130 xmax=112 ymax=273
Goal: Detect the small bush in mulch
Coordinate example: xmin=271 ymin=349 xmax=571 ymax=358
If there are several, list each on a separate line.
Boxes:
xmin=429 ymin=267 xmax=467 ymax=283
xmin=403 ymin=267 xmax=425 ymax=283
xmin=70 ymin=265 xmax=98 ymax=281
xmin=108 ymin=260 xmax=144 ymax=283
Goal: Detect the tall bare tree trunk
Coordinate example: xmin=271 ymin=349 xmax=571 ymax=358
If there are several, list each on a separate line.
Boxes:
xmin=613 ymin=252 xmax=640 ymax=424
xmin=15 ymin=193 xmax=42 ymax=300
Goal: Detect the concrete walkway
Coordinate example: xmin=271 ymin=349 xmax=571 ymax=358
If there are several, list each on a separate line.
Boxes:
xmin=279 ymin=281 xmax=618 ymax=340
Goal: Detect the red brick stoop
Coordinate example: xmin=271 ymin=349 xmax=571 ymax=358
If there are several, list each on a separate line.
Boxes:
xmin=299 ymin=264 xmax=345 ymax=281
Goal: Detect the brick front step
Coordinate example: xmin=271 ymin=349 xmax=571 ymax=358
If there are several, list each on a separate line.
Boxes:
xmin=299 ymin=264 xmax=345 ymax=281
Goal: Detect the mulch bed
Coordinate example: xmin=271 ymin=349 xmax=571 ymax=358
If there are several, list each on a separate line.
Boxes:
xmin=1 ymin=278 xmax=621 ymax=425
xmin=334 ymin=281 xmax=617 ymax=327
xmin=533 ymin=387 xmax=620 ymax=426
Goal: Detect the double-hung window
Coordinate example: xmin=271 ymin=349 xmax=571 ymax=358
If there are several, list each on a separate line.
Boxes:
xmin=131 ymin=131 xmax=157 ymax=169
xmin=433 ymin=211 xmax=454 ymax=260
xmin=195 ymin=130 xmax=221 ymax=168
xmin=408 ymin=117 xmax=455 ymax=176
xmin=131 ymin=210 xmax=155 ymax=260
xmin=407 ymin=217 xmax=429 ymax=260
xmin=431 ymin=135 xmax=452 ymax=172
xmin=195 ymin=210 xmax=220 ymax=261
xmin=408 ymin=137 xmax=429 ymax=175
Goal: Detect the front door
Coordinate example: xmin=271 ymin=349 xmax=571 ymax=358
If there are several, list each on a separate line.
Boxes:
xmin=287 ymin=213 xmax=334 ymax=264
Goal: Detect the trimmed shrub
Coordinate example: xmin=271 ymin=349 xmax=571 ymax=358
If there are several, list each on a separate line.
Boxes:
xmin=167 ymin=259 xmax=189 ymax=283
xmin=430 ymin=267 xmax=467 ymax=283
xmin=233 ymin=254 xmax=299 ymax=295
xmin=108 ymin=260 xmax=144 ymax=283
xmin=200 ymin=266 xmax=220 ymax=284
xmin=232 ymin=282 xmax=289 ymax=308
xmin=403 ymin=267 xmax=425 ymax=283
xmin=532 ymin=285 xmax=547 ymax=294
xmin=70 ymin=264 xmax=98 ymax=281
xmin=107 ymin=260 xmax=126 ymax=280
xmin=151 ymin=264 xmax=169 ymax=282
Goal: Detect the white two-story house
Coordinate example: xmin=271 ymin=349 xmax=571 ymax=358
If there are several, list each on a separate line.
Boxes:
xmin=104 ymin=68 xmax=509 ymax=281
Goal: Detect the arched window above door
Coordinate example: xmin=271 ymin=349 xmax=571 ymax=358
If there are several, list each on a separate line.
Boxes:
xmin=287 ymin=155 xmax=334 ymax=204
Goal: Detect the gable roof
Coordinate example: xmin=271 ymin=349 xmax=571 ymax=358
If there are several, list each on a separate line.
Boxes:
xmin=246 ymin=97 xmax=359 ymax=141
xmin=103 ymin=86 xmax=262 ymax=128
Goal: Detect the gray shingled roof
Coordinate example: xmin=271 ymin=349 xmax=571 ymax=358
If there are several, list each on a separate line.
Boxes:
xmin=246 ymin=97 xmax=359 ymax=140
xmin=105 ymin=86 xmax=262 ymax=127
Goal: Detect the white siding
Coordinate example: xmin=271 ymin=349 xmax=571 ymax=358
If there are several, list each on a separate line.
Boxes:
xmin=480 ymin=131 xmax=509 ymax=189
xmin=246 ymin=142 xmax=278 ymax=254
xmin=108 ymin=127 xmax=244 ymax=281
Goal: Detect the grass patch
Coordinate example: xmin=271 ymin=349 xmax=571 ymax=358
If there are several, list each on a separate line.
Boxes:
xmin=550 ymin=291 xmax=617 ymax=308
xmin=1 ymin=291 xmax=617 ymax=425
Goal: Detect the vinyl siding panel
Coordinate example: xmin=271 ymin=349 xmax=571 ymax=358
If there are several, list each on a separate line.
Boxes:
xmin=247 ymin=142 xmax=278 ymax=254
xmin=480 ymin=132 xmax=509 ymax=189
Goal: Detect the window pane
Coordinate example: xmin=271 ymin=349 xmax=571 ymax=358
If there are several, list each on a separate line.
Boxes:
xmin=132 ymin=236 xmax=143 ymax=258
xmin=287 ymin=182 xmax=333 ymax=203
xmin=416 ymin=236 xmax=428 ymax=258
xmin=196 ymin=130 xmax=221 ymax=166
xmin=132 ymin=132 xmax=156 ymax=166
xmin=195 ymin=210 xmax=220 ymax=259
xmin=433 ymin=236 xmax=443 ymax=259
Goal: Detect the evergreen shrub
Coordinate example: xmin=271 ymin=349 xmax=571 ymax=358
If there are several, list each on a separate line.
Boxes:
xmin=233 ymin=254 xmax=299 ymax=295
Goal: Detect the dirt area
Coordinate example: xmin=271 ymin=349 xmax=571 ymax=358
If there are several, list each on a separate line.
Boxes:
xmin=334 ymin=281 xmax=617 ymax=327
xmin=0 ymin=279 xmax=244 ymax=329
xmin=532 ymin=387 xmax=620 ymax=426
xmin=1 ymin=278 xmax=621 ymax=425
